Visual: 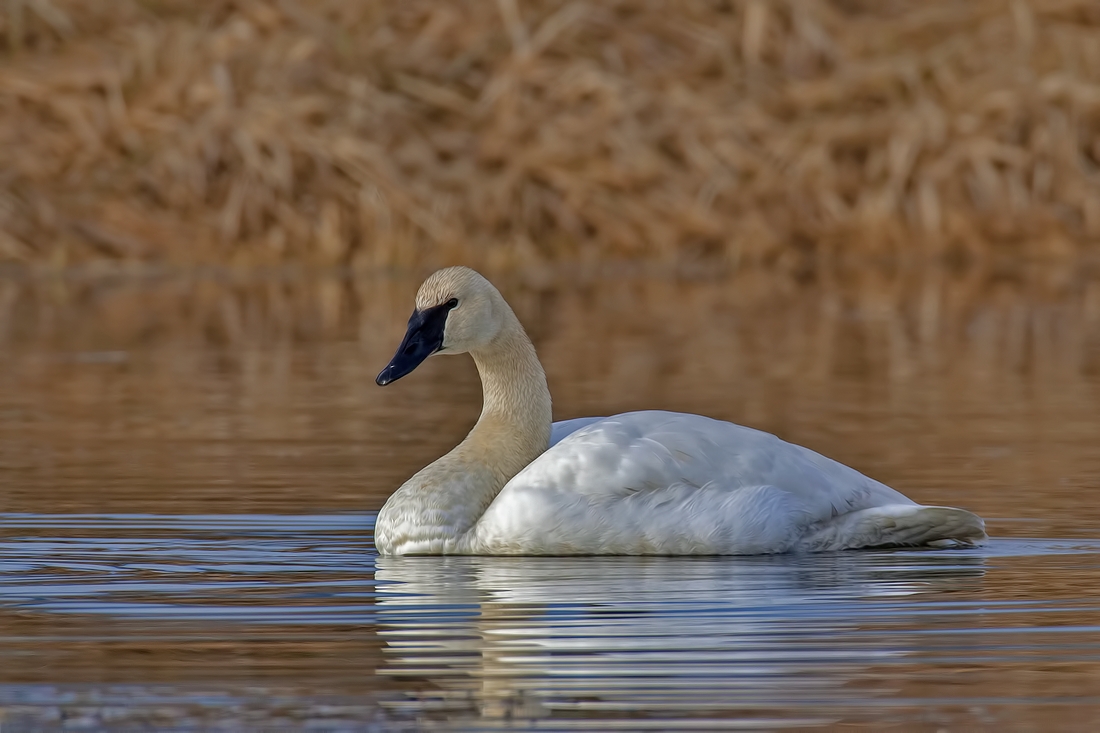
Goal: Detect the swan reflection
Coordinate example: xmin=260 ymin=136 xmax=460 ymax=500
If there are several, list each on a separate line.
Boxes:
xmin=374 ymin=552 xmax=986 ymax=726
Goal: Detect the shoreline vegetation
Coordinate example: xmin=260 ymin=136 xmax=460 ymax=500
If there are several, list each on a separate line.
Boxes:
xmin=2 ymin=1 xmax=1100 ymax=270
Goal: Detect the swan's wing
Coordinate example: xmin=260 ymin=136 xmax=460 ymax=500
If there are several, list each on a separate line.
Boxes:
xmin=470 ymin=411 xmax=915 ymax=554
xmin=550 ymin=417 xmax=606 ymax=447
xmin=541 ymin=411 xmax=909 ymax=514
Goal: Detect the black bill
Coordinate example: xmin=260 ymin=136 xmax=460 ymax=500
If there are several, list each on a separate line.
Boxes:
xmin=376 ymin=303 xmax=453 ymax=385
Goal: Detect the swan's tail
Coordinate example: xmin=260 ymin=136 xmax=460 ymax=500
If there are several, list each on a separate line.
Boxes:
xmin=797 ymin=504 xmax=987 ymax=553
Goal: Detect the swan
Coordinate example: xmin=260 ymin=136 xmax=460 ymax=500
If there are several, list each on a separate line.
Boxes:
xmin=373 ymin=267 xmax=986 ymax=556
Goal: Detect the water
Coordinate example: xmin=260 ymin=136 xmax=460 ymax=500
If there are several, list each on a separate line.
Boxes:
xmin=4 ymin=519 xmax=1100 ymax=731
xmin=1 ymin=267 xmax=1099 ymax=730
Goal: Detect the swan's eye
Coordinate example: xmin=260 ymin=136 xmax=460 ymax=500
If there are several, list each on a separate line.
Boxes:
xmin=446 ymin=298 xmax=459 ymax=309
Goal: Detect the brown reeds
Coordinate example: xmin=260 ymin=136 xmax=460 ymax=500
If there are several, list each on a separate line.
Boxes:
xmin=1 ymin=1 xmax=1099 ymax=269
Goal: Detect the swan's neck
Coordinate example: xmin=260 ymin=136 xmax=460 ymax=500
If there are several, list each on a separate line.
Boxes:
xmin=375 ymin=313 xmax=551 ymax=555
xmin=465 ymin=324 xmax=553 ymax=479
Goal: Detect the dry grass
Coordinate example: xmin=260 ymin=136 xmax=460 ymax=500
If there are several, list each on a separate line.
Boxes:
xmin=1 ymin=0 xmax=1099 ymax=269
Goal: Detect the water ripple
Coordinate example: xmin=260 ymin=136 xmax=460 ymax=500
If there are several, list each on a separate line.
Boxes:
xmin=2 ymin=514 xmax=1100 ymax=729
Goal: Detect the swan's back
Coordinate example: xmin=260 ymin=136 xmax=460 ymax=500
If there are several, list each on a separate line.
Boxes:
xmin=465 ymin=411 xmax=942 ymax=555
xmin=549 ymin=417 xmax=606 ymax=447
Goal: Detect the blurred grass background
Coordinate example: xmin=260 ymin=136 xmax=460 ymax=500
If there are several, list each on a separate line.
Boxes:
xmin=1 ymin=0 xmax=1099 ymax=272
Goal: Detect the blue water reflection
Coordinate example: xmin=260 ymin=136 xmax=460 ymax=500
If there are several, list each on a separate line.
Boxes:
xmin=3 ymin=514 xmax=1100 ymax=730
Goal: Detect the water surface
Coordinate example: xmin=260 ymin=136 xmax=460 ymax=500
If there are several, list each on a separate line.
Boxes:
xmin=1 ymin=267 xmax=1099 ymax=729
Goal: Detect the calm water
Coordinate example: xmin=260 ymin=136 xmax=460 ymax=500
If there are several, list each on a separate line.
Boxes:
xmin=1 ymin=267 xmax=1099 ymax=730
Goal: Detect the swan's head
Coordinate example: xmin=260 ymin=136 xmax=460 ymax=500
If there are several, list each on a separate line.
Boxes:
xmin=376 ymin=267 xmax=505 ymax=386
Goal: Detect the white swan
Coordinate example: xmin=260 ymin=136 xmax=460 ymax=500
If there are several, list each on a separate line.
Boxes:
xmin=373 ymin=267 xmax=986 ymax=556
